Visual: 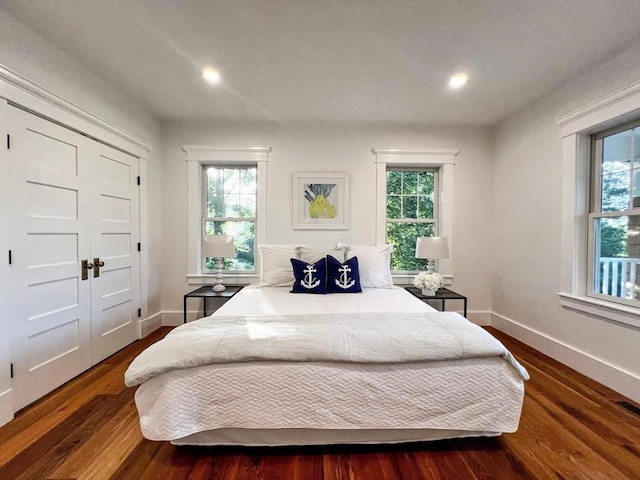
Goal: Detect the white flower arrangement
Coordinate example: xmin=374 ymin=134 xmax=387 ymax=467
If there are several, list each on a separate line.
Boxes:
xmin=413 ymin=271 xmax=444 ymax=291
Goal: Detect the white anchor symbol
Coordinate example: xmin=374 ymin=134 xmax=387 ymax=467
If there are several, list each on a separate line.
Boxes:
xmin=335 ymin=265 xmax=355 ymax=289
xmin=301 ymin=265 xmax=320 ymax=289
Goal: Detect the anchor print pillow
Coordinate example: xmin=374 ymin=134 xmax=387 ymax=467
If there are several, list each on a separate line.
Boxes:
xmin=290 ymin=257 xmax=327 ymax=294
xmin=326 ymin=255 xmax=362 ymax=294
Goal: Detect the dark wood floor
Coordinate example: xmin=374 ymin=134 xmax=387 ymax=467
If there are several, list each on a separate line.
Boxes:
xmin=0 ymin=326 xmax=639 ymax=480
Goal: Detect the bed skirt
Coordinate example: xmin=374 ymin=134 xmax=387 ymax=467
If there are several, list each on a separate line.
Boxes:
xmin=170 ymin=428 xmax=502 ymax=447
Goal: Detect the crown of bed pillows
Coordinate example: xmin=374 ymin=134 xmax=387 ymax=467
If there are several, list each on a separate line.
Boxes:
xmin=291 ymin=255 xmax=362 ymax=294
xmin=257 ymin=244 xmax=393 ymax=289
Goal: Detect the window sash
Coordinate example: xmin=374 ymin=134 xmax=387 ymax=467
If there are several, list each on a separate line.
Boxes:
xmin=588 ymin=120 xmax=640 ymax=307
xmin=202 ymin=165 xmax=258 ymax=274
xmin=386 ymin=168 xmax=440 ymax=273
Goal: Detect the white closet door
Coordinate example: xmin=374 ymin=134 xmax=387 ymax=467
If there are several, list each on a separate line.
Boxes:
xmin=7 ymin=106 xmax=92 ymax=410
xmin=7 ymin=105 xmax=141 ymax=409
xmin=89 ymin=145 xmax=140 ymax=365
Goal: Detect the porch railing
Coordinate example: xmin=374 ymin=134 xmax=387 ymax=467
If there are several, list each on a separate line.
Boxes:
xmin=598 ymin=257 xmax=639 ymax=300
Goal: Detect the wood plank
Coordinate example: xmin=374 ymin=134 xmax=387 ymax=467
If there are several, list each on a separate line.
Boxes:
xmin=48 ymin=397 xmax=143 ymax=479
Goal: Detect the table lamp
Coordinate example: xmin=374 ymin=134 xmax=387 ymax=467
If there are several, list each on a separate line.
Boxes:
xmin=415 ymin=236 xmax=449 ymax=274
xmin=202 ymin=234 xmax=235 ymax=292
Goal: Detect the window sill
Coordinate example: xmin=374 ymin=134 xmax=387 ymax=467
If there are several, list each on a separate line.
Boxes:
xmin=557 ymin=292 xmax=640 ymax=329
xmin=187 ymin=273 xmax=259 ymax=286
xmin=392 ymin=274 xmax=453 ymax=286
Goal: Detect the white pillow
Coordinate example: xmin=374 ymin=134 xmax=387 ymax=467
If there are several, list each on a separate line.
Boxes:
xmin=337 ymin=243 xmax=393 ymax=288
xmin=299 ymin=246 xmax=345 ymax=264
xmin=258 ymin=244 xmax=307 ymax=287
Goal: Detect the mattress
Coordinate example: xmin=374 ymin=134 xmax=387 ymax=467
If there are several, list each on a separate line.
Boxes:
xmin=130 ymin=286 xmax=527 ymax=445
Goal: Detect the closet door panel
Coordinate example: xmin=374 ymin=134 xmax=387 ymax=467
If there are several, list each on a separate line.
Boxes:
xmin=90 ymin=146 xmax=140 ymax=365
xmin=8 ymin=106 xmax=92 ymax=411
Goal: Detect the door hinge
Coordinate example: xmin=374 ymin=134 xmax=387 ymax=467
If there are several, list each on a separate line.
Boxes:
xmin=6 ymin=134 xmax=10 ymax=150
xmin=10 ymin=363 xmax=14 ymax=379
xmin=137 ymin=242 xmax=141 ymax=252
xmin=8 ymin=250 xmax=12 ymax=265
xmin=138 ymin=308 xmax=142 ymax=318
xmin=137 ymin=176 xmax=141 ymax=186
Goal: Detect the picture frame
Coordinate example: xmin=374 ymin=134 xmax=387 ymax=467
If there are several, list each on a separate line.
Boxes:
xmin=293 ymin=172 xmax=350 ymax=230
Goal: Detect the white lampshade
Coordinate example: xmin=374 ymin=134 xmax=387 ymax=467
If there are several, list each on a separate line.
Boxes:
xmin=202 ymin=235 xmax=235 ymax=258
xmin=415 ymin=236 xmax=449 ymax=260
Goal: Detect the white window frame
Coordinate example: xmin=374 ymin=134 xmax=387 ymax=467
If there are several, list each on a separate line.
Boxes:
xmin=184 ymin=145 xmax=271 ymax=285
xmin=556 ymin=81 xmax=640 ymax=328
xmin=588 ymin=122 xmax=640 ymax=308
xmin=201 ymin=164 xmax=258 ymax=273
xmin=372 ymin=148 xmax=458 ymax=284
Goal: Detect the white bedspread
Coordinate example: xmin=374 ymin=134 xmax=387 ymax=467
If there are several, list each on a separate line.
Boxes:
xmin=125 ymin=310 xmax=528 ymax=387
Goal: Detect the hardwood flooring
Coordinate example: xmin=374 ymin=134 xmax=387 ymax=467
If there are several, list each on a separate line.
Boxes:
xmin=1 ymin=326 xmax=638 ymax=480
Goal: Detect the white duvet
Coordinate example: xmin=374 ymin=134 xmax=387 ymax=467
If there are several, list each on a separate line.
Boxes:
xmin=128 ymin=287 xmax=529 ymax=443
xmin=125 ymin=310 xmax=528 ymax=387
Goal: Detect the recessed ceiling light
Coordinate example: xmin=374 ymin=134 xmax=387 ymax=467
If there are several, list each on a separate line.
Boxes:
xmin=448 ymin=73 xmax=468 ymax=89
xmin=202 ymin=68 xmax=221 ymax=84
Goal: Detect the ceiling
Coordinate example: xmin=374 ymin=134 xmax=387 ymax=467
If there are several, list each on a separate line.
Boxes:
xmin=2 ymin=0 xmax=639 ymax=126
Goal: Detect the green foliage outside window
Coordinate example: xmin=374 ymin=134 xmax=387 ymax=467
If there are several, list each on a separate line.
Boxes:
xmin=386 ymin=170 xmax=436 ymax=271
xmin=204 ymin=166 xmax=256 ymax=271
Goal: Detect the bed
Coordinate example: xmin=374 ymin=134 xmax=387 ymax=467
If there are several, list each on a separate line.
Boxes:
xmin=125 ymin=244 xmax=528 ymax=446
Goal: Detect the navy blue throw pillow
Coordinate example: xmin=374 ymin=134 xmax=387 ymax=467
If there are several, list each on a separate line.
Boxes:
xmin=326 ymin=255 xmax=362 ymax=293
xmin=290 ymin=258 xmax=327 ymax=294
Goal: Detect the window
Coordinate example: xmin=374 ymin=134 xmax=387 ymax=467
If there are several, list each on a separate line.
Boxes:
xmin=183 ymin=145 xmax=270 ymax=283
xmin=372 ymin=148 xmax=457 ymax=281
xmin=589 ymin=121 xmax=640 ymax=307
xmin=386 ymin=169 xmax=438 ymax=271
xmin=556 ymin=81 xmax=640 ymax=327
xmin=203 ymin=166 xmax=257 ymax=272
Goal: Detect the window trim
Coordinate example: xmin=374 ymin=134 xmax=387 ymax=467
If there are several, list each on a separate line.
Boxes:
xmin=372 ymin=148 xmax=458 ymax=283
xmin=556 ymin=80 xmax=640 ymax=328
xmin=183 ymin=145 xmax=271 ymax=284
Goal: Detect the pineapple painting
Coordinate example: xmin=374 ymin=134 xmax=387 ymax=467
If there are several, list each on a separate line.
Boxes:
xmin=304 ymin=183 xmax=337 ymax=218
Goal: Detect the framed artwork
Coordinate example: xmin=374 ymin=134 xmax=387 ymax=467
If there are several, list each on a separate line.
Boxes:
xmin=293 ymin=172 xmax=350 ymax=229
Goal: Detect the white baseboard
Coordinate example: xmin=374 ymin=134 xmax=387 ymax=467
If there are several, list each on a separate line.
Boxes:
xmin=140 ymin=312 xmax=163 ymax=337
xmin=162 ymin=311 xmax=187 ymax=327
xmin=0 ymin=388 xmax=14 ymax=428
xmin=467 ymin=311 xmax=491 ymax=326
xmin=490 ymin=312 xmax=640 ymax=403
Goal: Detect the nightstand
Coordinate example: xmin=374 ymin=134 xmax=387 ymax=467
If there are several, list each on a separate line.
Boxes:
xmin=405 ymin=286 xmax=467 ymax=318
xmin=183 ymin=285 xmax=243 ymax=323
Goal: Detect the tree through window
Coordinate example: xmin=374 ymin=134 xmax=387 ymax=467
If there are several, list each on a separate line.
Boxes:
xmin=386 ymin=169 xmax=438 ymax=271
xmin=203 ymin=166 xmax=256 ymax=271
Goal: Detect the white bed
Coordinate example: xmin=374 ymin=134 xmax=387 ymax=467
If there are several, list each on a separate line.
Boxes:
xmin=126 ymin=285 xmax=528 ymax=446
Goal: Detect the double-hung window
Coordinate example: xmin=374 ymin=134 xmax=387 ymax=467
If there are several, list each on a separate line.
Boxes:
xmin=203 ymin=166 xmax=256 ymax=272
xmin=589 ymin=121 xmax=640 ymax=306
xmin=372 ymin=148 xmax=457 ymax=280
xmin=184 ymin=145 xmax=270 ymax=283
xmin=386 ymin=168 xmax=438 ymax=271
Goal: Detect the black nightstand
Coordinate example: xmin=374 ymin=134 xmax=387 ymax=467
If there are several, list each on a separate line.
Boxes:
xmin=183 ymin=285 xmax=243 ymax=323
xmin=405 ymin=286 xmax=467 ymax=318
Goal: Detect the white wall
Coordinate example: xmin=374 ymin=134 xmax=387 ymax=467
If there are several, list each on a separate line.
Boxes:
xmin=492 ymin=43 xmax=640 ymax=401
xmin=160 ymin=122 xmax=494 ymax=323
xmin=0 ymin=9 xmax=163 ymax=320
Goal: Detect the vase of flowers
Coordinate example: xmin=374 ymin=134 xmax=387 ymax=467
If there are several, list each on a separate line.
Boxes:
xmin=413 ymin=271 xmax=443 ymax=296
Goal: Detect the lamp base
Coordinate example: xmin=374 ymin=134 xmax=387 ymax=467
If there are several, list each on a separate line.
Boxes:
xmin=211 ymin=257 xmax=226 ymax=292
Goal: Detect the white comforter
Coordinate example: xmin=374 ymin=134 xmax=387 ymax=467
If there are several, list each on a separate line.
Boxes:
xmin=125 ymin=310 xmax=529 ymax=387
